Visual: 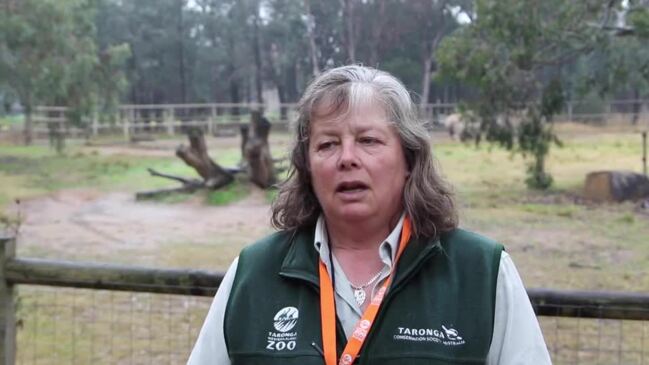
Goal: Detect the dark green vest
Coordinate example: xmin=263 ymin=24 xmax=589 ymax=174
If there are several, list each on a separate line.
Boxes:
xmin=224 ymin=227 xmax=503 ymax=365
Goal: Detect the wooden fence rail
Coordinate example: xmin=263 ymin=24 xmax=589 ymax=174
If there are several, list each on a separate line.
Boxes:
xmin=25 ymin=99 xmax=649 ymax=141
xmin=1 ymin=235 xmax=649 ymax=363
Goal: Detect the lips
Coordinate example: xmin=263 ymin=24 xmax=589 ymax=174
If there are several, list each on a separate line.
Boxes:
xmin=335 ymin=181 xmax=369 ymax=193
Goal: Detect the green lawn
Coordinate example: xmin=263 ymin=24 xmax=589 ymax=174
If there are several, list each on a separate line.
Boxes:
xmin=3 ymin=127 xmax=648 ymax=364
xmin=1 ymin=129 xmax=648 ymax=292
xmin=435 ymin=130 xmax=649 ymax=290
xmin=0 ymin=114 xmax=24 ymax=129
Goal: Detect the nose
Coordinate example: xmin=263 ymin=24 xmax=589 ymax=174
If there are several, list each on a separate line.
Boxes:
xmin=337 ymin=139 xmax=360 ymax=170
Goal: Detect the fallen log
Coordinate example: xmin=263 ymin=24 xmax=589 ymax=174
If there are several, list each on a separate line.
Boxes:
xmin=176 ymin=128 xmax=234 ymax=189
xmin=135 ymin=185 xmax=198 ymax=200
xmin=135 ymin=168 xmax=205 ymax=200
xmin=136 ymin=113 xmax=280 ymax=201
xmin=241 ymin=111 xmax=276 ymax=188
xmin=584 ymin=170 xmax=649 ymax=202
xmin=146 ymin=168 xmax=201 ymax=185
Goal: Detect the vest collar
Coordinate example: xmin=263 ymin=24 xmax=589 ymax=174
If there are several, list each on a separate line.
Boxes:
xmin=279 ymin=225 xmax=442 ymax=290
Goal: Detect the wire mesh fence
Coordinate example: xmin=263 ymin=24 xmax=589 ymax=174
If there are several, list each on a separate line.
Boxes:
xmin=14 ymin=285 xmax=649 ymax=364
xmin=15 ymin=286 xmax=212 ymax=365
xmin=540 ymin=315 xmax=649 ymax=365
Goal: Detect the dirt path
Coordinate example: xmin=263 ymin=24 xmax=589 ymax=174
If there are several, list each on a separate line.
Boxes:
xmin=15 ymin=187 xmax=272 ymax=262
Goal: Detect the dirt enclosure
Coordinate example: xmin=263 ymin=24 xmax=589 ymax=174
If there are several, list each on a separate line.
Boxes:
xmin=11 ymin=146 xmax=275 ymax=268
xmin=4 ymin=130 xmax=649 ymax=364
xmin=18 ymin=189 xmax=268 ymax=260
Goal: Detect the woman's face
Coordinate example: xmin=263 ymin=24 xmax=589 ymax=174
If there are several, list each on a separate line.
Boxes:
xmin=308 ymin=100 xmax=409 ymax=226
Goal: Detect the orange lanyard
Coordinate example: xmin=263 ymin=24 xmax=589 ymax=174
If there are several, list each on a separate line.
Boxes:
xmin=318 ymin=217 xmax=412 ymax=365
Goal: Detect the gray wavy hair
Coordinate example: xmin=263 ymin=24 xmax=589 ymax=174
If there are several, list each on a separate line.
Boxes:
xmin=271 ymin=65 xmax=457 ymax=238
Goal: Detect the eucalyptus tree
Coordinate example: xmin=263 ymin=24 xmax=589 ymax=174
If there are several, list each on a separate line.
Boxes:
xmin=264 ymin=0 xmax=310 ymax=107
xmin=574 ymin=1 xmax=649 ymax=124
xmin=96 ymin=0 xmax=197 ymax=104
xmin=437 ymin=0 xmax=631 ymax=189
xmin=0 ymin=0 xmax=123 ymax=144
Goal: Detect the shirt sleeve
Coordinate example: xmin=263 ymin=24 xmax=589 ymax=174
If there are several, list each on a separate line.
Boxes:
xmin=187 ymin=257 xmax=239 ymax=365
xmin=487 ymin=252 xmax=552 ymax=365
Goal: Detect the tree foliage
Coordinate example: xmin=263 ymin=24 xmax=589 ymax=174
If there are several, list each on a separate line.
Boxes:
xmin=0 ymin=0 xmax=129 ymax=144
xmin=437 ymin=0 xmax=647 ymax=189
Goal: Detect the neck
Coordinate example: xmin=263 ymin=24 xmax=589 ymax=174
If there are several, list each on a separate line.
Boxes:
xmin=326 ymin=219 xmax=389 ymax=252
xmin=325 ymin=210 xmax=401 ymax=251
xmin=325 ymin=211 xmax=401 ymax=284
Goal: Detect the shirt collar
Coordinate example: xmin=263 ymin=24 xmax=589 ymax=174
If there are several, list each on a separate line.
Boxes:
xmin=313 ymin=213 xmax=406 ymax=269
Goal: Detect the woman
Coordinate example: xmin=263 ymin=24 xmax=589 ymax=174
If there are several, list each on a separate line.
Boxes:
xmin=188 ymin=65 xmax=551 ymax=364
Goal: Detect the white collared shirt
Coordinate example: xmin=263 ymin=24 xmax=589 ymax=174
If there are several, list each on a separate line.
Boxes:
xmin=313 ymin=213 xmax=404 ymax=337
xmin=188 ymin=218 xmax=552 ymax=364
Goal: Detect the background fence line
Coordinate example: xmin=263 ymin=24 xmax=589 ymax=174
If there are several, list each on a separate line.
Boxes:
xmin=1 ymin=235 xmax=649 ymax=364
xmin=12 ymin=99 xmax=648 ymax=141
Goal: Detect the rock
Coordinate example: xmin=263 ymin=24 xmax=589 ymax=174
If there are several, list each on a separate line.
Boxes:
xmin=584 ymin=171 xmax=649 ymax=202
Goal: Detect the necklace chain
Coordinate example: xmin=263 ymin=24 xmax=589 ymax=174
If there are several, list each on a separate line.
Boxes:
xmin=350 ymin=268 xmax=385 ymax=307
xmin=349 ymin=267 xmax=385 ymax=290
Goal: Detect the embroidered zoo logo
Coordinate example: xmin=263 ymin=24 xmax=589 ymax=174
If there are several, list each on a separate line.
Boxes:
xmin=393 ymin=324 xmax=466 ymax=346
xmin=273 ymin=306 xmax=299 ymax=332
xmin=267 ymin=306 xmax=299 ymax=351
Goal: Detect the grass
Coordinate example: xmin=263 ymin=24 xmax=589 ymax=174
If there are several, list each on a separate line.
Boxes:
xmin=0 ymin=139 xmax=246 ymax=209
xmin=205 ymin=179 xmax=250 ymax=206
xmin=4 ymin=126 xmax=649 ymax=363
xmin=0 ymin=114 xmax=23 ymax=130
xmin=1 ymin=129 xmax=647 ymax=285
xmin=428 ymin=127 xmax=649 ymax=291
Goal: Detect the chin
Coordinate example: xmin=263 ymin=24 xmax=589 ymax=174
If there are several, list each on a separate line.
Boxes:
xmin=330 ymin=206 xmax=376 ymax=222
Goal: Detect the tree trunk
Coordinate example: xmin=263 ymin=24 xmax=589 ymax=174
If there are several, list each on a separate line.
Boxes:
xmin=342 ymin=0 xmax=356 ymax=63
xmin=225 ymin=6 xmax=240 ymax=116
xmin=242 ymin=111 xmax=275 ymax=188
xmin=420 ymin=31 xmax=444 ymax=110
xmin=631 ymin=87 xmax=640 ymax=125
xmin=304 ymin=0 xmax=320 ymax=76
xmin=420 ymin=55 xmax=433 ymax=108
xmin=285 ymin=63 xmax=298 ymax=101
xmin=368 ymin=1 xmax=385 ymax=66
xmin=23 ymin=97 xmax=32 ymax=145
xmin=177 ymin=0 xmax=187 ymax=103
xmin=267 ymin=43 xmax=288 ymax=120
xmin=176 ymin=129 xmax=234 ymax=189
xmin=251 ymin=0 xmax=263 ymax=104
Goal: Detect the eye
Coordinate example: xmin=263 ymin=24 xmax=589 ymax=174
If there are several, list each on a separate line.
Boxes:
xmin=358 ymin=136 xmax=380 ymax=145
xmin=317 ymin=141 xmax=336 ymax=151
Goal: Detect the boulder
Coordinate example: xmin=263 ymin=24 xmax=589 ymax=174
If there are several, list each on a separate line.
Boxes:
xmin=584 ymin=171 xmax=649 ymax=202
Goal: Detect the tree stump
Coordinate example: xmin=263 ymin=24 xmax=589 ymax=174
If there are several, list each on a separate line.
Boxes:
xmin=176 ymin=128 xmax=234 ymax=189
xmin=242 ymin=111 xmax=275 ymax=188
xmin=584 ymin=171 xmax=649 ymax=202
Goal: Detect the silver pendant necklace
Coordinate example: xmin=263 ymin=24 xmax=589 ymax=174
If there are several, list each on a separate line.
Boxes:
xmin=350 ymin=268 xmax=385 ymax=307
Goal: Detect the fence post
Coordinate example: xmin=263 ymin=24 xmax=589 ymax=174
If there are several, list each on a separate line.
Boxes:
xmin=0 ymin=235 xmax=16 ymax=365
xmin=165 ymin=108 xmax=174 ymax=136
xmin=122 ymin=108 xmax=131 ymax=141
xmin=643 ymin=131 xmax=647 ymax=176
xmin=91 ymin=111 xmax=99 ymax=137
xmin=208 ymin=106 xmax=216 ymax=136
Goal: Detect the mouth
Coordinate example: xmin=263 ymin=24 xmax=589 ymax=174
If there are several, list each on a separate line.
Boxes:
xmin=335 ymin=181 xmax=369 ymax=194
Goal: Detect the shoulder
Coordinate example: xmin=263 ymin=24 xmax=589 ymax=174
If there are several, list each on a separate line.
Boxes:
xmin=440 ymin=227 xmax=500 ymax=247
xmin=240 ymin=230 xmax=294 ymax=257
xmin=236 ymin=226 xmax=315 ymax=273
xmin=236 ymin=230 xmax=295 ymax=272
xmin=440 ymin=228 xmax=504 ymax=252
xmin=436 ymin=228 xmax=504 ymax=270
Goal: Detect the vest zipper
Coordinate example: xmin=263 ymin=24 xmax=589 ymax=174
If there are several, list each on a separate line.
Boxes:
xmin=279 ymin=271 xmax=348 ymax=356
xmin=355 ymin=244 xmax=439 ymax=364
